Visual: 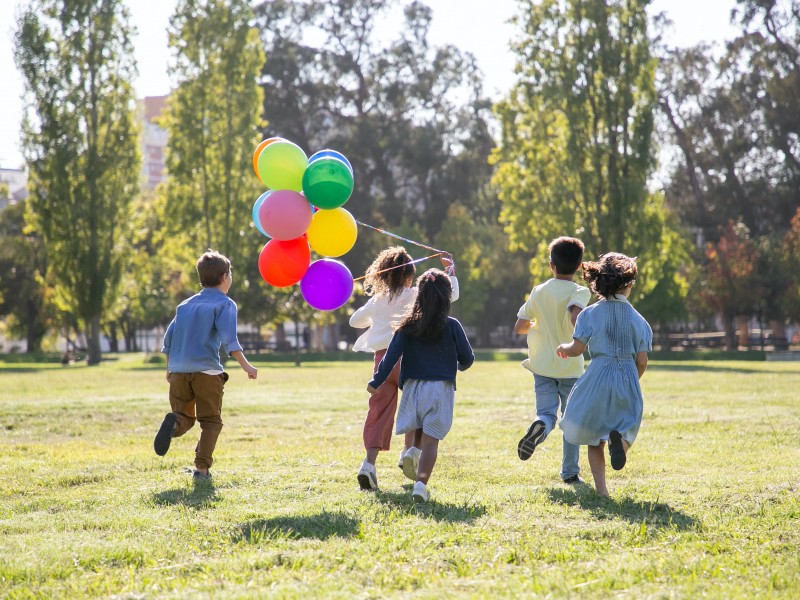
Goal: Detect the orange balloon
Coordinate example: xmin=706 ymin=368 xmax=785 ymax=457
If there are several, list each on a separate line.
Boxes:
xmin=252 ymin=137 xmax=284 ymax=182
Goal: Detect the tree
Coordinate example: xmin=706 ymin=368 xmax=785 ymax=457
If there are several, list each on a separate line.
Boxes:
xmin=493 ymin=0 xmax=683 ymax=310
xmin=14 ymin=0 xmax=140 ymax=364
xmin=699 ymin=222 xmax=762 ymax=350
xmin=161 ymin=0 xmax=265 ymax=267
xmin=253 ymin=0 xmax=510 ymax=339
xmin=0 ymin=199 xmax=55 ymax=353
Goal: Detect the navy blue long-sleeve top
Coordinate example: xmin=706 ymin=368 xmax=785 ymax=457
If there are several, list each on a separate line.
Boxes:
xmin=368 ymin=317 xmax=474 ymax=390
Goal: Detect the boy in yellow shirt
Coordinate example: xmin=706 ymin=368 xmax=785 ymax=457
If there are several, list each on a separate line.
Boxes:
xmin=514 ymin=237 xmax=590 ymax=483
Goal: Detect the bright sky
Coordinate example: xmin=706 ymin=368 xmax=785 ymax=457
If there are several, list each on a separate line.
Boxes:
xmin=0 ymin=0 xmax=738 ymax=169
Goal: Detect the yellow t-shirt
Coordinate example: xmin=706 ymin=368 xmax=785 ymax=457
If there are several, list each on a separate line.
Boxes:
xmin=517 ymin=278 xmax=591 ymax=378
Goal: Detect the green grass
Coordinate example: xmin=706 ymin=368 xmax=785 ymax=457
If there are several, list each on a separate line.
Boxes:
xmin=0 ymin=356 xmax=798 ymax=598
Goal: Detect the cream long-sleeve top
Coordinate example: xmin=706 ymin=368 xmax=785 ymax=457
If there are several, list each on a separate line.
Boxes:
xmin=349 ymin=276 xmax=459 ymax=353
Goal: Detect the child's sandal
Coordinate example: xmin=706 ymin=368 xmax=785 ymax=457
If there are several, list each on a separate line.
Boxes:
xmin=609 ymin=430 xmax=627 ymax=471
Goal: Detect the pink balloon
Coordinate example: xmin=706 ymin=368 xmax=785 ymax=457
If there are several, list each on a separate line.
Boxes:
xmin=257 ymin=190 xmax=313 ymax=240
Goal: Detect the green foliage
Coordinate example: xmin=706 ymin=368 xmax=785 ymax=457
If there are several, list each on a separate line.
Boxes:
xmin=14 ymin=0 xmax=140 ymax=364
xmin=160 ymin=0 xmax=266 ymax=322
xmin=0 ymin=357 xmax=798 ymax=596
xmin=493 ymin=0 xmax=685 ymax=318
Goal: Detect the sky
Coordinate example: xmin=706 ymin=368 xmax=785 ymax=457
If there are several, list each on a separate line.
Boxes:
xmin=0 ymin=0 xmax=739 ymax=169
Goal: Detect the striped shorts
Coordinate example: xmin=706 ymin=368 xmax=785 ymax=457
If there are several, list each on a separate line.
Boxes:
xmin=395 ymin=379 xmax=455 ymax=441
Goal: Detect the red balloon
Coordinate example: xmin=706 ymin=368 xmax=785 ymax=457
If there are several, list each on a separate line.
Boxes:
xmin=258 ymin=237 xmax=310 ymax=287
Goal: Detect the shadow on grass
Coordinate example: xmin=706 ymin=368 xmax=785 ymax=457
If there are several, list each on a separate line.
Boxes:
xmin=547 ymin=487 xmax=698 ymax=530
xmin=233 ymin=511 xmax=360 ymax=543
xmin=372 ymin=488 xmax=487 ymax=523
xmin=151 ymin=482 xmax=219 ymax=509
xmin=646 ymin=363 xmax=780 ymax=374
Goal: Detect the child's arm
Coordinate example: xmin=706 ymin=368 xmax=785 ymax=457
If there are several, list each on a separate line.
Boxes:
xmin=557 ymin=339 xmax=586 ymax=358
xmin=164 ymin=354 xmax=170 ymax=382
xmin=367 ymin=332 xmax=404 ymax=393
xmin=230 ymin=350 xmax=258 ymax=379
xmin=635 ymin=351 xmax=648 ymax=378
xmin=568 ymin=305 xmax=583 ymax=327
xmin=514 ymin=318 xmax=531 ymax=334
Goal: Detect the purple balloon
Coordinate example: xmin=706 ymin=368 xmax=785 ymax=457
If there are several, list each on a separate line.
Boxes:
xmin=300 ymin=259 xmax=354 ymax=311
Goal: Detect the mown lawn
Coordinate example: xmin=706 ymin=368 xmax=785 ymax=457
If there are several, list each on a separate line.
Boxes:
xmin=0 ymin=355 xmax=798 ymax=598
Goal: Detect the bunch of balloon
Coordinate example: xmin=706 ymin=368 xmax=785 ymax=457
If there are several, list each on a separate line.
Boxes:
xmin=251 ymin=140 xmax=357 ymax=311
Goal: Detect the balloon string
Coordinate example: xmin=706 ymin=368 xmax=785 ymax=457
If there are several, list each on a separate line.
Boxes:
xmin=355 ymin=220 xmax=446 ymax=254
xmin=353 ymin=253 xmax=443 ymax=282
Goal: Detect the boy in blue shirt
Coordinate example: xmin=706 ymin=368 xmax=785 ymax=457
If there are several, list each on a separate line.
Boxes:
xmin=154 ymin=251 xmax=258 ymax=480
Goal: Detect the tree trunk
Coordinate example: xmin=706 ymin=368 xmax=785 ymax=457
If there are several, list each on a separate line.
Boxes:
xmin=736 ymin=315 xmax=750 ymax=349
xmin=723 ymin=315 xmax=736 ymax=351
xmin=87 ymin=314 xmax=102 ymax=365
xmin=25 ymin=297 xmax=41 ymax=353
xmin=107 ymin=322 xmax=119 ymax=353
xmin=769 ymin=319 xmax=788 ymax=350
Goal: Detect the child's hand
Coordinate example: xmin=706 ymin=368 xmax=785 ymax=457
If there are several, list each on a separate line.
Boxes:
xmin=556 ymin=344 xmax=569 ymax=358
xmin=244 ymin=364 xmax=258 ymax=379
xmin=367 ymin=384 xmax=378 ymax=394
xmin=440 ymin=252 xmax=455 ymax=275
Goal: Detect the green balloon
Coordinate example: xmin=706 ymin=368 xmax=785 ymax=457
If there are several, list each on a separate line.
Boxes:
xmin=302 ymin=157 xmax=354 ymax=209
xmin=257 ymin=141 xmax=307 ymax=191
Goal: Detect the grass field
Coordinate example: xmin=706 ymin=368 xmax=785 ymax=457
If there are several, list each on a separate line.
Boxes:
xmin=1 ymin=355 xmax=798 ymax=598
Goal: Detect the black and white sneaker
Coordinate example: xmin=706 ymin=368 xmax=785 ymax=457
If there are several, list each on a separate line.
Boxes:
xmin=153 ymin=413 xmax=178 ymax=456
xmin=357 ymin=461 xmax=378 ymax=491
xmin=517 ymin=420 xmax=546 ymax=460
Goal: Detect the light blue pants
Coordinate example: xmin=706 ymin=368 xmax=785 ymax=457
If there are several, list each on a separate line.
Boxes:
xmin=533 ymin=374 xmax=580 ymax=480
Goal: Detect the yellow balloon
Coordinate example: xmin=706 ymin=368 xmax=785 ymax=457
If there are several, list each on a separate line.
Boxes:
xmin=307 ymin=208 xmax=357 ymax=257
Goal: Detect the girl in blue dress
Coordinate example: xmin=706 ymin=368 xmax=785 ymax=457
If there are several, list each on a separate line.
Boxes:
xmin=556 ymin=253 xmax=652 ymax=497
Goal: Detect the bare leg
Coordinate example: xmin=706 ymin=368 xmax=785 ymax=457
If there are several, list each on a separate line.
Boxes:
xmin=405 ymin=431 xmax=415 ymax=450
xmin=587 ymin=443 xmax=609 ymax=497
xmin=417 ymin=433 xmax=440 ymax=485
xmin=365 ymin=447 xmax=380 ymax=465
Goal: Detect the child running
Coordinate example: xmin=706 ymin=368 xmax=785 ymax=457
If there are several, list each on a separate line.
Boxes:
xmin=514 ymin=237 xmax=590 ymax=484
xmin=367 ymin=269 xmax=474 ymax=502
xmin=350 ymin=247 xmax=458 ymax=491
xmin=556 ymin=253 xmax=652 ymax=497
xmin=154 ymin=251 xmax=258 ymax=481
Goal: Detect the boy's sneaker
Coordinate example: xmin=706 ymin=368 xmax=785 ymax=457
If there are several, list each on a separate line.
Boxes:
xmin=608 ymin=430 xmax=627 ymax=471
xmin=412 ymin=481 xmax=429 ymax=503
xmin=517 ymin=420 xmax=546 ymax=460
xmin=402 ymin=447 xmax=421 ymax=481
xmin=357 ymin=461 xmax=378 ymax=491
xmin=192 ymin=469 xmax=212 ymax=481
xmin=154 ymin=413 xmax=178 ymax=456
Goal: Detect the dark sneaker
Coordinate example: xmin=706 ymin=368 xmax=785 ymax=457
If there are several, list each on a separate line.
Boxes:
xmin=609 ymin=430 xmax=627 ymax=470
xmin=563 ymin=475 xmax=585 ymax=484
xmin=517 ymin=420 xmax=546 ymax=460
xmin=153 ymin=413 xmax=178 ymax=456
xmin=192 ymin=469 xmax=212 ymax=481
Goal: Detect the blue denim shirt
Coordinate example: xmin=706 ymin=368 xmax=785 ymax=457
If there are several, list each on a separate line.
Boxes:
xmin=162 ymin=288 xmax=244 ymax=373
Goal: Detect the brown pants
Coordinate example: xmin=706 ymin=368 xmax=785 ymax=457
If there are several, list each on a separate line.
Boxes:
xmin=363 ymin=349 xmax=401 ymax=451
xmin=168 ymin=372 xmax=228 ymax=470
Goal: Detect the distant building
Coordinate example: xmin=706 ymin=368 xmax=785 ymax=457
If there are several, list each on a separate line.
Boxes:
xmin=137 ymin=95 xmax=169 ymax=191
xmin=0 ymin=167 xmax=27 ymax=211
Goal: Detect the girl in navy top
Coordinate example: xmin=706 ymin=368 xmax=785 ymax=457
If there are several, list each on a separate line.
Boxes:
xmin=368 ymin=269 xmax=474 ymax=502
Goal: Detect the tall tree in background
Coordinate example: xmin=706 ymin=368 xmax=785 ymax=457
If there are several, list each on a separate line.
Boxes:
xmin=160 ymin=0 xmax=266 ymax=323
xmin=657 ymin=0 xmax=799 ymax=341
xmin=14 ymin=0 xmax=140 ymax=364
xmin=254 ymin=0 xmax=519 ymax=341
xmin=493 ymin=0 xmax=685 ymax=317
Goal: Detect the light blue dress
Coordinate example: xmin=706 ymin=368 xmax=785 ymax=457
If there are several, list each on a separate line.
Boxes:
xmin=560 ymin=295 xmax=653 ymax=447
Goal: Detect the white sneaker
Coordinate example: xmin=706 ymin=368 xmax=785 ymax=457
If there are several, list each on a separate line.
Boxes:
xmin=412 ymin=481 xmax=429 ymax=503
xmin=397 ymin=447 xmax=406 ymax=470
xmin=402 ymin=446 xmax=421 ymax=481
xmin=357 ymin=461 xmax=378 ymax=490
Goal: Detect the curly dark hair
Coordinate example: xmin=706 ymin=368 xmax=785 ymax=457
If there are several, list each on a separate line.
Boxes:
xmin=398 ymin=269 xmax=452 ymax=342
xmin=582 ymin=253 xmax=638 ymax=299
xmin=363 ymin=246 xmax=416 ymax=301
